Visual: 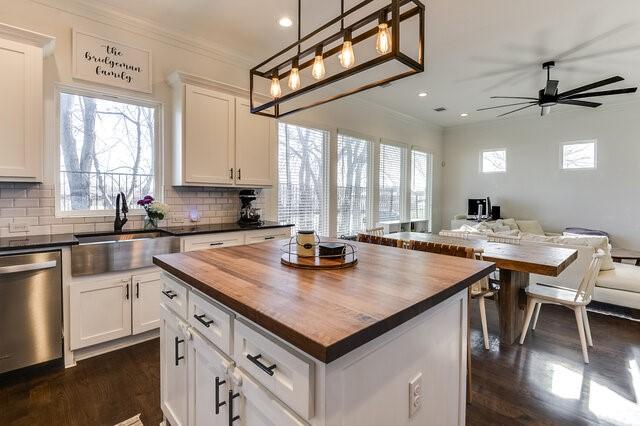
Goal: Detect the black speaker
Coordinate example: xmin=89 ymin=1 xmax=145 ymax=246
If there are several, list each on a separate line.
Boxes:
xmin=491 ymin=206 xmax=501 ymax=220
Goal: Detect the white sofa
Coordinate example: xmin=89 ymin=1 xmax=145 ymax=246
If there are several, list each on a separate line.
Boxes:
xmin=445 ymin=219 xmax=640 ymax=310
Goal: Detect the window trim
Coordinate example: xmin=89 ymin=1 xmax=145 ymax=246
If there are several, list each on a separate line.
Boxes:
xmin=409 ymin=146 xmax=433 ymax=228
xmin=560 ymin=140 xmax=597 ymax=171
xmin=54 ymin=83 xmax=164 ymax=218
xmin=378 ymin=138 xmax=409 ymax=225
xmin=480 ymin=148 xmax=507 ymax=174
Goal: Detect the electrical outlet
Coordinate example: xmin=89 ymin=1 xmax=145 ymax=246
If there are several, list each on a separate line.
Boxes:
xmin=409 ymin=373 xmax=423 ymax=418
xmin=9 ymin=223 xmax=29 ymax=233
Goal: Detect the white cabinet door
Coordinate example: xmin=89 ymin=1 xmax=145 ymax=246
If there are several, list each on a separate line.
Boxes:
xmin=132 ymin=271 xmax=161 ymax=334
xmin=189 ymin=329 xmax=233 ymax=426
xmin=69 ymin=276 xmax=132 ymax=350
xmin=160 ymin=304 xmax=189 ymax=426
xmin=182 ymin=232 xmax=245 ymax=252
xmin=184 ymin=85 xmax=235 ymax=185
xmin=0 ymin=38 xmax=42 ymax=181
xmin=232 ymin=368 xmax=306 ymax=426
xmin=234 ymin=98 xmax=275 ymax=187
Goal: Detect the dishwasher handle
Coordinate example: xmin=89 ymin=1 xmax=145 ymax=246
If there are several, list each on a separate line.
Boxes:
xmin=0 ymin=260 xmax=57 ymax=275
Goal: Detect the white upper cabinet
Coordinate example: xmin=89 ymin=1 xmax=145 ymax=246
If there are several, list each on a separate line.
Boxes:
xmin=169 ymin=72 xmax=275 ymax=187
xmin=235 ymin=98 xmax=275 ymax=186
xmin=0 ymin=24 xmax=54 ymax=182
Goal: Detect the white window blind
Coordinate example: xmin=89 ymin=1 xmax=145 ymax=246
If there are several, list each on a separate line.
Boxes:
xmin=337 ymin=133 xmax=371 ymax=237
xmin=411 ymin=150 xmax=433 ymax=227
xmin=379 ymin=143 xmax=406 ymax=223
xmin=277 ymin=123 xmax=330 ymax=236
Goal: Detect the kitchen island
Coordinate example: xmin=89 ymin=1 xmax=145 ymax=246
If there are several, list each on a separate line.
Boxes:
xmin=153 ymin=240 xmax=495 ymax=426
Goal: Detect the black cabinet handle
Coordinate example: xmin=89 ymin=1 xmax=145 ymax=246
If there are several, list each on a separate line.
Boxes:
xmin=228 ymin=390 xmax=240 ymax=425
xmin=237 ymin=169 xmax=241 ymax=180
xmin=229 ymin=168 xmax=234 ymax=179
xmin=210 ymin=242 xmax=224 ymax=247
xmin=162 ymin=289 xmax=177 ymax=300
xmin=125 ymin=283 xmax=129 ymax=300
xmin=135 ymin=282 xmax=140 ymax=299
xmin=246 ymin=353 xmax=277 ymax=376
xmin=264 ymin=236 xmax=275 ymax=240
xmin=215 ymin=376 xmax=226 ymax=415
xmin=194 ymin=313 xmax=214 ymax=328
xmin=174 ymin=336 xmax=185 ymax=366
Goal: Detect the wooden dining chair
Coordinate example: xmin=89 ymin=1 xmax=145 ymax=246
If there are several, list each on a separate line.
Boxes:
xmin=356 ymin=233 xmax=407 ymax=248
xmin=519 ymin=250 xmax=604 ymax=363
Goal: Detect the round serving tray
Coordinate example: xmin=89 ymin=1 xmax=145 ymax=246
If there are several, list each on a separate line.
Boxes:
xmin=280 ymin=238 xmax=358 ymax=270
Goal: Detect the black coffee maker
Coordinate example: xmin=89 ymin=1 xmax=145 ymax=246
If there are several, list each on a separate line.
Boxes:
xmin=238 ymin=190 xmax=262 ymax=225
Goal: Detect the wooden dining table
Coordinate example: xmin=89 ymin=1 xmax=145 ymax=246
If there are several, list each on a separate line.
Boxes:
xmin=385 ymin=232 xmax=579 ymax=344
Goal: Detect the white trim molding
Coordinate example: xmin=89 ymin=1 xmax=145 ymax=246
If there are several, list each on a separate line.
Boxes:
xmin=0 ymin=22 xmax=55 ymax=57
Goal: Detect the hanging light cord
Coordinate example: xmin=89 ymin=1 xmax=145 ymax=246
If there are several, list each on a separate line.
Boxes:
xmin=297 ymin=0 xmax=301 ymax=55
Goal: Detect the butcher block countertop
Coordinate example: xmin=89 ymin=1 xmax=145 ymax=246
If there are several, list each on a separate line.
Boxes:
xmin=153 ymin=240 xmax=495 ymax=363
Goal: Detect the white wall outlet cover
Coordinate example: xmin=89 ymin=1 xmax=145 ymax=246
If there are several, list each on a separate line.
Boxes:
xmin=9 ymin=223 xmax=29 ymax=233
xmin=409 ymin=373 xmax=423 ymax=418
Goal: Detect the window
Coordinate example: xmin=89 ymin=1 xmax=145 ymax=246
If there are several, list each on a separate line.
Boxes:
xmin=481 ymin=149 xmax=507 ymax=173
xmin=277 ymin=123 xmax=330 ymax=236
xmin=379 ymin=143 xmax=406 ymax=223
xmin=58 ymin=90 xmax=159 ymax=213
xmin=337 ymin=133 xmax=371 ymax=237
xmin=411 ymin=149 xmax=433 ymax=223
xmin=562 ymin=141 xmax=596 ymax=169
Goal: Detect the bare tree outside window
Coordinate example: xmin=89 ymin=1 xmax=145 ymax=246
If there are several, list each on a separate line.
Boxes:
xmin=59 ymin=92 xmax=156 ymax=212
xmin=411 ymin=150 xmax=432 ymax=222
xmin=481 ymin=149 xmax=507 ymax=173
xmin=337 ymin=134 xmax=370 ymax=237
xmin=379 ymin=143 xmax=405 ymax=223
xmin=562 ymin=141 xmax=596 ymax=169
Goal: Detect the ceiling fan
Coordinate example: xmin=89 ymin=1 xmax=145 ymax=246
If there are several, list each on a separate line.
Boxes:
xmin=478 ymin=61 xmax=638 ymax=117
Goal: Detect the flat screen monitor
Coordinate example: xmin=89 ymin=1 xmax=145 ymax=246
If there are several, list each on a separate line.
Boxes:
xmin=468 ymin=198 xmax=487 ymax=217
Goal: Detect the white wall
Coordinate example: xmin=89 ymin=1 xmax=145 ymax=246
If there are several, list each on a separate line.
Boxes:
xmin=0 ymin=0 xmax=444 ymax=232
xmin=442 ymin=102 xmax=640 ymax=249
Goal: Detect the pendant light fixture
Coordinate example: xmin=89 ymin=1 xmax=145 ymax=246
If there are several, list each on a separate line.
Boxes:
xmin=250 ymin=0 xmax=425 ymax=118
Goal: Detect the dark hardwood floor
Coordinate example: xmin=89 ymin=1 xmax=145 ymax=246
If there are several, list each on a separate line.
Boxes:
xmin=0 ymin=303 xmax=638 ymax=425
xmin=0 ymin=339 xmax=162 ymax=426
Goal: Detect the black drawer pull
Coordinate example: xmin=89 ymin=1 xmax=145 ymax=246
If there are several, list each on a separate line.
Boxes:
xmin=125 ymin=284 xmax=129 ymax=300
xmin=194 ymin=313 xmax=214 ymax=328
xmin=264 ymin=236 xmax=275 ymax=240
xmin=215 ymin=376 xmax=226 ymax=415
xmin=210 ymin=242 xmax=224 ymax=247
xmin=162 ymin=289 xmax=177 ymax=300
xmin=228 ymin=390 xmax=240 ymax=425
xmin=246 ymin=353 xmax=277 ymax=376
xmin=174 ymin=336 xmax=185 ymax=366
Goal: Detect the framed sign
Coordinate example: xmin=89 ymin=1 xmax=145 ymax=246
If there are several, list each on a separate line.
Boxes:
xmin=72 ymin=30 xmax=152 ymax=94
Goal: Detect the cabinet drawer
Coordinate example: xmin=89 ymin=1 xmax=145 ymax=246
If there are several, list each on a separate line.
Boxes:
xmin=188 ymin=290 xmax=234 ymax=356
xmin=244 ymin=228 xmax=292 ymax=245
xmin=234 ymin=318 xmax=314 ymax=420
xmin=182 ymin=232 xmax=244 ymax=252
xmin=161 ymin=273 xmax=188 ymax=320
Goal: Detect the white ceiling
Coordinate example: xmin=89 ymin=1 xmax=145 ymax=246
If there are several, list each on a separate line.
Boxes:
xmin=81 ymin=0 xmax=640 ymax=127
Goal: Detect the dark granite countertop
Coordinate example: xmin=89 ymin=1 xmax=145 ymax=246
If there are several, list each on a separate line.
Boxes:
xmin=160 ymin=221 xmax=293 ymax=236
xmin=0 ymin=233 xmax=78 ymax=253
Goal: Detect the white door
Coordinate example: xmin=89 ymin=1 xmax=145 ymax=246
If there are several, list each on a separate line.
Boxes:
xmin=232 ymin=368 xmax=306 ymax=426
xmin=234 ymin=98 xmax=275 ymax=187
xmin=160 ymin=304 xmax=189 ymax=426
xmin=132 ymin=271 xmax=161 ymax=334
xmin=69 ymin=276 xmax=132 ymax=350
xmin=189 ymin=329 xmax=233 ymax=426
xmin=0 ymin=38 xmax=42 ymax=181
xmin=184 ymin=85 xmax=235 ymax=185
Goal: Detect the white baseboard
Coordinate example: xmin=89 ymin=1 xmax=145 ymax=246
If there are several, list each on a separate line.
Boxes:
xmin=68 ymin=329 xmax=159 ymax=365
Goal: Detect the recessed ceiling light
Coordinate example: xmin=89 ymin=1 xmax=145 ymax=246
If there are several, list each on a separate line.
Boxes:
xmin=418 ymin=91 xmax=428 ymax=97
xmin=460 ymin=113 xmax=469 ymax=117
xmin=278 ymin=17 xmax=293 ymax=27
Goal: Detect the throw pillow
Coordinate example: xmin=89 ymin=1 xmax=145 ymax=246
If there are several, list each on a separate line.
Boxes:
xmin=501 ymin=218 xmax=519 ymax=231
xmin=516 ymin=220 xmax=545 ymax=235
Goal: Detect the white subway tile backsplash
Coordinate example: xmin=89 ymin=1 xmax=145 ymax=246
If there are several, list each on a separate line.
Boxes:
xmin=73 ymin=223 xmax=95 ymax=233
xmin=1 ymin=208 xmax=26 ymax=217
xmin=51 ymin=224 xmax=74 ymax=234
xmin=14 ymin=199 xmax=39 ymax=208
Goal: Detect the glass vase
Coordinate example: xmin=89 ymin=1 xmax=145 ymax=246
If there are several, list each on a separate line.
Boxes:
xmin=144 ymin=217 xmax=158 ymax=230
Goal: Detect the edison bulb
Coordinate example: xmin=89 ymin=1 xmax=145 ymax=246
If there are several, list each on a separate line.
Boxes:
xmin=288 ymin=66 xmax=300 ymax=90
xmin=270 ymin=76 xmax=282 ymax=98
xmin=312 ymin=55 xmax=325 ymax=80
xmin=340 ymin=40 xmax=355 ymax=68
xmin=376 ymin=23 xmax=391 ymax=54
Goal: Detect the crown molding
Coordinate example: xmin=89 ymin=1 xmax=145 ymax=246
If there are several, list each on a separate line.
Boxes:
xmin=30 ymin=0 xmax=253 ymax=69
xmin=167 ymin=70 xmax=270 ymax=102
xmin=0 ymin=22 xmax=55 ymax=57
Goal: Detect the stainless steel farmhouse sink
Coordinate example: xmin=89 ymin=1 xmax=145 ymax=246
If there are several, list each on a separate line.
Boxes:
xmin=71 ymin=230 xmax=180 ymax=276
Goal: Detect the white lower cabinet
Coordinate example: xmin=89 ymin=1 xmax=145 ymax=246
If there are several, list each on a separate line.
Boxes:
xmin=161 ymin=303 xmax=189 ymax=426
xmin=132 ymin=272 xmax=162 ymax=334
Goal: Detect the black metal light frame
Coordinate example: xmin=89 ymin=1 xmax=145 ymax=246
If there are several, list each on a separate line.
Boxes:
xmin=250 ymin=0 xmax=425 ymax=118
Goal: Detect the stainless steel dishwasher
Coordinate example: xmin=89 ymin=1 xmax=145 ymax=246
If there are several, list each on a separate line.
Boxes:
xmin=0 ymin=251 xmax=62 ymax=374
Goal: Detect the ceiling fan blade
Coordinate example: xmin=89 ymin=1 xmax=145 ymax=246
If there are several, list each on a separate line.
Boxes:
xmin=565 ymin=87 xmax=637 ymax=99
xmin=544 ymin=80 xmax=559 ymax=96
xmin=490 ymin=96 xmax=538 ymax=100
xmin=541 ymin=106 xmax=551 ymax=116
xmin=497 ymin=103 xmax=537 ymax=117
xmin=477 ymin=101 xmax=537 ymax=111
xmin=557 ymin=76 xmax=624 ymax=98
xmin=558 ymin=99 xmax=602 ymax=108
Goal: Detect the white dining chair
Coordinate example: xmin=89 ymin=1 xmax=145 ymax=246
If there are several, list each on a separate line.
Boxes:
xmin=365 ymin=226 xmax=385 ymax=237
xmin=519 ymin=250 xmax=604 ymax=363
xmin=470 ymin=248 xmax=496 ymax=350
